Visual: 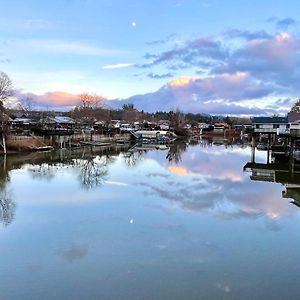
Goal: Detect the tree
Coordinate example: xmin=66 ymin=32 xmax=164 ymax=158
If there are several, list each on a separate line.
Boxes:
xmin=79 ymin=93 xmax=104 ymax=109
xmin=0 ymin=72 xmax=14 ymax=105
xmin=290 ymin=99 xmax=300 ymax=113
xmin=122 ymin=103 xmax=134 ymax=110
xmin=168 ymin=109 xmax=188 ymax=136
xmin=0 ymin=72 xmax=13 ymax=153
xmin=23 ymin=97 xmax=35 ymax=112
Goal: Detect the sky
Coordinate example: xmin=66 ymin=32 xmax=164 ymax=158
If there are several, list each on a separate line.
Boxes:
xmin=1 ymin=0 xmax=300 ymax=115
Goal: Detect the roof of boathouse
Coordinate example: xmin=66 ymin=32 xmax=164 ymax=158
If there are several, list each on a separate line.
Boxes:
xmin=251 ymin=117 xmax=288 ymax=124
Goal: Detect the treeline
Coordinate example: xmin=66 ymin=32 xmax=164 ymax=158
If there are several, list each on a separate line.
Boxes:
xmin=67 ymin=103 xmax=251 ymax=127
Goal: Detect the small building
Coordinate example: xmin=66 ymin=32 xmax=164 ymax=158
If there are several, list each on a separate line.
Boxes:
xmin=158 ymin=120 xmax=170 ymax=130
xmin=213 ymin=122 xmax=230 ymax=133
xmin=198 ymin=123 xmax=210 ymax=129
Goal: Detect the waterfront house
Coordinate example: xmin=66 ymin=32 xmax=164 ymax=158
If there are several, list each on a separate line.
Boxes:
xmin=251 ymin=117 xmax=289 ymax=134
xmin=40 ymin=115 xmax=76 ymax=130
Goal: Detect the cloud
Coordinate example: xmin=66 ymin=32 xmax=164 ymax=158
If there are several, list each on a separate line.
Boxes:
xmin=17 ymin=91 xmax=81 ymax=107
xmin=110 ymin=73 xmax=275 ymax=115
xmin=12 ymin=26 xmax=300 ymax=115
xmin=9 ymin=39 xmax=125 ymax=56
xmin=147 ymin=72 xmax=174 ymax=79
xmin=140 ymin=36 xmax=227 ymax=69
xmin=223 ymin=29 xmax=272 ymax=41
xmin=212 ymin=32 xmax=300 ymax=92
xmin=102 ymin=63 xmax=134 ymax=69
xmin=276 ymin=18 xmax=297 ymax=30
xmin=146 ymin=34 xmax=177 ymax=46
xmin=267 ymin=17 xmax=297 ymax=30
xmin=141 ymin=30 xmax=300 ymax=94
xmin=56 ymin=244 xmax=88 ymax=262
xmin=135 ymin=28 xmax=300 ymax=114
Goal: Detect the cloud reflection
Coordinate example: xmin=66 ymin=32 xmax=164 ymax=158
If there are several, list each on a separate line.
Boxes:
xmin=56 ymin=244 xmax=88 ymax=262
xmin=139 ymin=142 xmax=297 ymax=224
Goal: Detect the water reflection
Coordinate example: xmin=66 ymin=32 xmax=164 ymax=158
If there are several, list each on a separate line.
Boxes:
xmin=122 ymin=149 xmax=146 ymax=167
xmin=1 ymin=138 xmax=300 ymax=299
xmin=55 ymin=243 xmax=89 ymax=262
xmin=244 ymin=157 xmax=300 ymax=209
xmin=0 ymin=156 xmax=15 ymax=226
xmin=0 ymin=187 xmax=15 ymax=226
xmin=1 ymin=138 xmax=300 ymax=227
xmin=75 ymin=157 xmax=109 ymax=190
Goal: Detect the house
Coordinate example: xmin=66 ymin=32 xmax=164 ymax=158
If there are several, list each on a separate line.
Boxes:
xmin=213 ymin=122 xmax=230 ymax=133
xmin=198 ymin=122 xmax=210 ymax=129
xmin=40 ymin=115 xmax=75 ymax=129
xmin=158 ymin=120 xmax=170 ymax=130
xmin=251 ymin=117 xmax=289 ymax=134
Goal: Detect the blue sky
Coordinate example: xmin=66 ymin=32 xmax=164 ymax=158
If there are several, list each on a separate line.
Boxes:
xmin=1 ymin=0 xmax=300 ymax=114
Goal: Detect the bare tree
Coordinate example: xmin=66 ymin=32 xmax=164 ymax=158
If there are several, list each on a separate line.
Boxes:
xmin=0 ymin=72 xmax=14 ymax=105
xmin=0 ymin=72 xmax=13 ymax=153
xmin=79 ymin=93 xmax=105 ymax=109
xmin=23 ymin=96 xmax=35 ymax=112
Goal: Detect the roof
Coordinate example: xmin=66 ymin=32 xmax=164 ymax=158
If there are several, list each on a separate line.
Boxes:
xmin=252 ymin=117 xmax=288 ymax=124
xmin=54 ymin=116 xmax=75 ymax=124
xmin=41 ymin=116 xmax=75 ymax=124
xmin=288 ymin=111 xmax=300 ymax=123
xmin=13 ymin=118 xmax=34 ymax=124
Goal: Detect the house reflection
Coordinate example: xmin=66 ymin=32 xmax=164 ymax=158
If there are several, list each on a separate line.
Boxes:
xmin=244 ymin=159 xmax=300 ymax=207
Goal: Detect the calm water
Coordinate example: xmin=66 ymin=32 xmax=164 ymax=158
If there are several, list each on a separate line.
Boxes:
xmin=1 ymin=139 xmax=300 ymax=300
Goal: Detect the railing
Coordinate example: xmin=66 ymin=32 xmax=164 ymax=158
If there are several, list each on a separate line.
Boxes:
xmin=253 ymin=128 xmax=278 ymax=133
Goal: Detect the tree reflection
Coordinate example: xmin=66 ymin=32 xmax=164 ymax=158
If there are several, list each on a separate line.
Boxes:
xmin=74 ymin=156 xmax=111 ymax=189
xmin=0 ymin=188 xmax=15 ymax=226
xmin=0 ymin=157 xmax=15 ymax=226
xmin=28 ymin=163 xmax=57 ymax=181
xmin=122 ymin=150 xmax=145 ymax=167
xmin=166 ymin=141 xmax=188 ymax=163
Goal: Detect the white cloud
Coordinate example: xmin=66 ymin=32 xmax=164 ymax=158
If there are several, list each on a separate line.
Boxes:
xmin=102 ymin=63 xmax=134 ymax=69
xmin=7 ymin=39 xmax=126 ymax=56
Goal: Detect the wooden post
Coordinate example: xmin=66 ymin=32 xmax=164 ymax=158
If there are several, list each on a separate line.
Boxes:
xmin=251 ymin=134 xmax=256 ymax=163
xmin=2 ymin=133 xmax=6 ymax=154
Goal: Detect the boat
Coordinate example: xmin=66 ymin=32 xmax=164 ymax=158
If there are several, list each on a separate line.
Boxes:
xmin=130 ymin=144 xmax=169 ymax=151
xmin=134 ymin=130 xmax=176 ymax=140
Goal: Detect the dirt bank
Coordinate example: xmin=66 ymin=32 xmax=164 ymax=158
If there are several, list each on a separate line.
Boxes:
xmin=5 ymin=137 xmax=50 ymax=152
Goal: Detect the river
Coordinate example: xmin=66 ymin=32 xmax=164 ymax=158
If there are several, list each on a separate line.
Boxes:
xmin=0 ymin=138 xmax=300 ymax=299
